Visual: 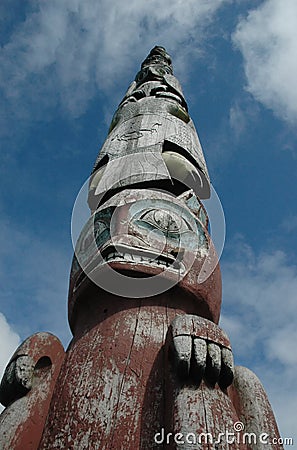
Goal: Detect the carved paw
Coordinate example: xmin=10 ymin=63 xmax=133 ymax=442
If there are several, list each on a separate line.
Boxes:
xmin=169 ymin=315 xmax=234 ymax=389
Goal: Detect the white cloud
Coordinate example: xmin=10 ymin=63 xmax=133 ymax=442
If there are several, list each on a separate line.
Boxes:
xmin=233 ymin=0 xmax=297 ymax=124
xmin=267 ymin=326 xmax=297 ymax=365
xmin=0 ymin=0 xmax=229 ymax=121
xmin=0 ymin=313 xmax=20 ymax=379
xmin=220 ymin=239 xmax=297 ymax=446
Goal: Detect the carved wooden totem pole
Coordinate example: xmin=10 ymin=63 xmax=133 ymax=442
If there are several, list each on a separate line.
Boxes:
xmin=0 ymin=47 xmax=283 ymax=449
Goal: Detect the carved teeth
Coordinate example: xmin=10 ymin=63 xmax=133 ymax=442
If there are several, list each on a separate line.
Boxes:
xmin=124 ymin=253 xmax=133 ymax=261
xmin=103 ymin=249 xmax=185 ymax=273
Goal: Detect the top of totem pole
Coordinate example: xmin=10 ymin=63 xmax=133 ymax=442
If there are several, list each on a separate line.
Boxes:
xmin=135 ymin=46 xmax=173 ymax=83
xmin=88 ymin=45 xmax=211 ymax=210
xmin=141 ymin=46 xmax=172 ymax=69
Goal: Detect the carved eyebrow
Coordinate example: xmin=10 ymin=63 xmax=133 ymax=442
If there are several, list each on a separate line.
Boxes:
xmin=137 ymin=209 xmax=192 ymax=234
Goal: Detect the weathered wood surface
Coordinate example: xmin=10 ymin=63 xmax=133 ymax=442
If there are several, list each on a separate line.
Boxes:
xmin=39 ymin=291 xmax=200 ymax=449
xmin=0 ymin=332 xmax=65 ymax=450
xmin=230 ymin=366 xmax=284 ymax=450
xmin=165 ymin=381 xmax=247 ymax=450
xmin=164 ymin=314 xmax=240 ymax=449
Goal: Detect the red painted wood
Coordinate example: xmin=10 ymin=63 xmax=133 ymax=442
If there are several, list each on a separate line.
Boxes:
xmin=39 ymin=289 xmax=203 ymax=449
xmin=165 ymin=380 xmax=247 ymax=450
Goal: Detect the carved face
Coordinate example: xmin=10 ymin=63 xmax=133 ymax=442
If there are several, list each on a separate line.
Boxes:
xmin=90 ymin=68 xmax=210 ymax=209
xmin=69 ymin=189 xmax=221 ymax=324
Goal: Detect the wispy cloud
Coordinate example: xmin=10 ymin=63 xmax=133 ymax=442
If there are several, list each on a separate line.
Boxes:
xmin=228 ymin=97 xmax=260 ymax=141
xmin=0 ymin=213 xmax=72 ymax=347
xmin=220 ymin=237 xmax=297 ymax=444
xmin=233 ymin=0 xmax=297 ymax=125
xmin=281 ymin=214 xmax=297 ymax=233
xmin=0 ymin=0 xmax=230 ymax=125
xmin=229 ymin=102 xmax=247 ymax=139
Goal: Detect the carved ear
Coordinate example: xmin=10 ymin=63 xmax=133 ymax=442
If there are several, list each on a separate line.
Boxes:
xmin=88 ymin=164 xmax=108 ymax=211
xmin=162 ymin=150 xmax=203 ymax=189
xmin=88 ymin=154 xmax=110 ymax=211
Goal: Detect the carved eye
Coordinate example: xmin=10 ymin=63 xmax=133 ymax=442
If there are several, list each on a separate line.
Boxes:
xmin=157 ymin=68 xmax=166 ymax=76
xmin=139 ymin=209 xmax=191 ymax=234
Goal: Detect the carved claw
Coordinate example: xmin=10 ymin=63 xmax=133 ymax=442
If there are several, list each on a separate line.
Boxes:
xmin=205 ymin=342 xmax=221 ymax=385
xmin=173 ymin=335 xmax=192 ymax=379
xmin=169 ymin=315 xmax=234 ymax=389
xmin=192 ymin=337 xmax=207 ymax=381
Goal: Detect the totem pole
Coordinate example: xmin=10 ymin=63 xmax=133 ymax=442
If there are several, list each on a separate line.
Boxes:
xmin=0 ymin=47 xmax=283 ymax=449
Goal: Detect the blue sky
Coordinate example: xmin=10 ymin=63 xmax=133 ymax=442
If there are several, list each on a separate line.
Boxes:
xmin=0 ymin=0 xmax=296 ymax=445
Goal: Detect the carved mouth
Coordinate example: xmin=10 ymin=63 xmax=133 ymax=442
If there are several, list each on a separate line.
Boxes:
xmin=73 ymin=244 xmax=186 ymax=294
xmin=101 ymin=244 xmax=185 ymax=272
